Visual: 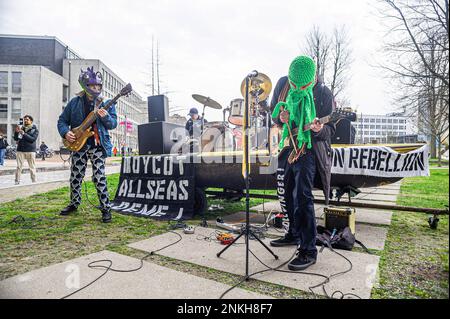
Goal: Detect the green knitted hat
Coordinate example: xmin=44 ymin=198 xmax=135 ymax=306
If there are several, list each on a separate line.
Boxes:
xmin=288 ymin=55 xmax=316 ymax=88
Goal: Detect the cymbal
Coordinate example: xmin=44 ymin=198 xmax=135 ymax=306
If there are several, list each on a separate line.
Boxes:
xmin=192 ymin=94 xmax=222 ymax=109
xmin=240 ymin=73 xmax=272 ymax=102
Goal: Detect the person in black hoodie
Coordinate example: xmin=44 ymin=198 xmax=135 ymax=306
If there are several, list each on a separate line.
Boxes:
xmin=13 ymin=115 xmax=39 ymax=184
xmin=0 ymin=133 xmax=8 ymax=166
xmin=269 ymin=56 xmax=335 ymax=271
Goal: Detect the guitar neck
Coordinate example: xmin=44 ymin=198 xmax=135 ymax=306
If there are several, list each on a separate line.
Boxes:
xmin=302 ymin=115 xmax=330 ymax=132
xmin=81 ymin=94 xmax=121 ymax=130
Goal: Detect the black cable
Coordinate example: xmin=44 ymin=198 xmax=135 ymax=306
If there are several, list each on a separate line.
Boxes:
xmin=219 ymin=244 xmax=362 ymax=299
xmin=60 ymin=230 xmax=182 ymax=299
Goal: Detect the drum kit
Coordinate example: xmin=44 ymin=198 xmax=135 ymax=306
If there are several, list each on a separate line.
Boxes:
xmin=185 ymin=72 xmax=276 ymax=153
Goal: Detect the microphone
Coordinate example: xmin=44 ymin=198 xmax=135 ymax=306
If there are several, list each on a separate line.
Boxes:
xmin=247 ymin=70 xmax=259 ymax=78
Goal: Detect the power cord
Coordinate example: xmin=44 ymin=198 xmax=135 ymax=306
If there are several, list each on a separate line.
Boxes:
xmin=219 ymin=244 xmax=362 ymax=299
xmin=60 ymin=230 xmax=183 ymax=299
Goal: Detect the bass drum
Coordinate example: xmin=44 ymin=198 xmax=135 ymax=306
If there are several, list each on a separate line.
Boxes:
xmin=201 ymin=122 xmax=235 ymax=152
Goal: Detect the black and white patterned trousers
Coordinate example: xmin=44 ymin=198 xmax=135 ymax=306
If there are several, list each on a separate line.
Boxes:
xmin=69 ymin=145 xmax=110 ymax=211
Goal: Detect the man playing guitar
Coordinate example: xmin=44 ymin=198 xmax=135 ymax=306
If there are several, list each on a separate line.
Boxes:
xmin=57 ymin=67 xmax=118 ymax=223
xmin=269 ymin=56 xmax=336 ymax=271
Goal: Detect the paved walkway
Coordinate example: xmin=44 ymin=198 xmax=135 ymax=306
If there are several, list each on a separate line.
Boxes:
xmin=0 ymin=250 xmax=271 ymax=299
xmin=0 ymin=164 xmax=120 ymax=203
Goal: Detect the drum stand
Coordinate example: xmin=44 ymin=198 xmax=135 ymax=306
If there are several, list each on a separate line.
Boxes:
xmin=216 ymin=73 xmax=278 ymax=280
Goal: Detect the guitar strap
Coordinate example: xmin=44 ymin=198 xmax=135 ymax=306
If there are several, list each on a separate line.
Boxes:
xmin=278 ymin=79 xmax=290 ymax=104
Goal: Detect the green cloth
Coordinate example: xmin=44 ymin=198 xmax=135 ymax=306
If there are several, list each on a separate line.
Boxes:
xmin=272 ymin=55 xmax=317 ymax=150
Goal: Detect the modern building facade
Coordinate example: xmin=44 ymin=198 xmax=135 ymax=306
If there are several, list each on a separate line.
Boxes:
xmin=0 ymin=64 xmax=68 ymax=148
xmin=0 ymin=34 xmax=146 ymax=152
xmin=353 ymin=113 xmax=416 ymax=144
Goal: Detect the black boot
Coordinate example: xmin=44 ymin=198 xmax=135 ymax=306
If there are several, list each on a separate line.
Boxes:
xmin=270 ymin=234 xmax=298 ymax=247
xmin=101 ymin=210 xmax=112 ymax=223
xmin=60 ymin=204 xmax=77 ymax=216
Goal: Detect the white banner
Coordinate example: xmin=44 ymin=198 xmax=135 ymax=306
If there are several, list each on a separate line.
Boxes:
xmin=331 ymin=145 xmax=429 ymax=177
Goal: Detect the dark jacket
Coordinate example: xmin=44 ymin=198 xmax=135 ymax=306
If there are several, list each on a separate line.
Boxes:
xmin=270 ymin=76 xmax=336 ymax=204
xmin=13 ymin=124 xmax=39 ymax=152
xmin=57 ymin=93 xmax=118 ymax=157
xmin=185 ymin=117 xmax=207 ymax=136
xmin=0 ymin=137 xmax=8 ymax=149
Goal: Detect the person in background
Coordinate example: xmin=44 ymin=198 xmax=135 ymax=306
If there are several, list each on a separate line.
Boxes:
xmin=14 ymin=115 xmax=39 ymax=184
xmin=40 ymin=141 xmax=49 ymax=161
xmin=113 ymin=146 xmax=118 ymax=157
xmin=0 ymin=133 xmax=8 ymax=166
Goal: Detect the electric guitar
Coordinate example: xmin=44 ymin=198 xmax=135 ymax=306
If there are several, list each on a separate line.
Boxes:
xmin=62 ymin=83 xmax=133 ymax=152
xmin=274 ymin=108 xmax=356 ymax=163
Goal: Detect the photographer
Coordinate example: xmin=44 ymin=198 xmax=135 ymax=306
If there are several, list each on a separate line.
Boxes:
xmin=13 ymin=115 xmax=39 ymax=184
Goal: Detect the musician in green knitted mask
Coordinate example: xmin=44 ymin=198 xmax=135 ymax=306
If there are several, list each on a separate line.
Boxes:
xmin=269 ymin=55 xmax=335 ymax=272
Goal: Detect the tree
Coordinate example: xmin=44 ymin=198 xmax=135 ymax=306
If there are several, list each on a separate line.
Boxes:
xmin=375 ymin=0 xmax=449 ymax=165
xmin=302 ymin=25 xmax=353 ymax=107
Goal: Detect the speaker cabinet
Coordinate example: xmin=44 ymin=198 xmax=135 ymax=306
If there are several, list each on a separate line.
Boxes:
xmin=331 ymin=119 xmax=356 ymax=144
xmin=148 ymin=95 xmax=169 ymax=122
xmin=138 ymin=122 xmax=185 ymax=155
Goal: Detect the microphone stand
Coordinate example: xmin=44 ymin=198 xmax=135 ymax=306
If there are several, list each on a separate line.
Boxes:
xmin=216 ymin=73 xmax=278 ymax=280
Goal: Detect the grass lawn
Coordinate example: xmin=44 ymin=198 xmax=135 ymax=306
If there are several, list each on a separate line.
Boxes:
xmin=0 ymin=175 xmax=312 ymax=299
xmin=372 ymin=168 xmax=449 ymax=299
xmin=0 ymin=168 xmax=448 ymax=299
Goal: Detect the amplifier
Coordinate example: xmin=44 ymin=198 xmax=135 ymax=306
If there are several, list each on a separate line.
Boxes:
xmin=138 ymin=121 xmax=185 ymax=155
xmin=323 ymin=206 xmax=356 ymax=235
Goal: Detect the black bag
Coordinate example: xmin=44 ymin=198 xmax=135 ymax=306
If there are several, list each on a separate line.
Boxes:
xmin=316 ymin=225 xmax=355 ymax=251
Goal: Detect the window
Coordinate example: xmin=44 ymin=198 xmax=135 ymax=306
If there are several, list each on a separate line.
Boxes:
xmin=63 ymin=85 xmax=69 ymax=102
xmin=382 ymin=119 xmax=386 ymax=123
xmin=12 ymin=72 xmax=21 ymax=94
xmin=0 ymin=98 xmax=7 ymax=118
xmin=11 ymin=98 xmax=21 ymax=120
xmin=393 ymin=126 xmax=398 ymax=130
xmin=0 ymin=72 xmax=7 ymax=93
xmin=376 ymin=118 xmax=381 ymax=123
xmin=370 ymin=118 xmax=375 ymax=123
xmin=382 ymin=125 xmax=387 ymax=130
xmin=393 ymin=119 xmax=398 ymax=123
xmin=376 ymin=125 xmax=380 ymax=129
xmin=388 ymin=119 xmax=392 ymax=123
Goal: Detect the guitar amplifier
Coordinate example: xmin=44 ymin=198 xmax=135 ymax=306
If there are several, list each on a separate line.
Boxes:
xmin=323 ymin=206 xmax=356 ymax=235
xmin=138 ymin=121 xmax=185 ymax=155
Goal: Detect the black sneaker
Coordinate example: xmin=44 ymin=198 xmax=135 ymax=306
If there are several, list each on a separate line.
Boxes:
xmin=270 ymin=235 xmax=298 ymax=247
xmin=102 ymin=210 xmax=112 ymax=223
xmin=288 ymin=252 xmax=316 ymax=271
xmin=60 ymin=204 xmax=77 ymax=216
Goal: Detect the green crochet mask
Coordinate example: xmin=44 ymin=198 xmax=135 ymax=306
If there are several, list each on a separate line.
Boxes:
xmin=272 ymin=55 xmax=317 ymax=150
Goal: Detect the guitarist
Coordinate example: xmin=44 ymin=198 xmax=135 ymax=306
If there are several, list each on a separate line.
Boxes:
xmin=269 ymin=56 xmax=335 ymax=271
xmin=57 ymin=67 xmax=118 ymax=223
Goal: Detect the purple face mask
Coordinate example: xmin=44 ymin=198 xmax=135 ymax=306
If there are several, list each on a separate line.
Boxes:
xmin=78 ymin=66 xmax=103 ymax=98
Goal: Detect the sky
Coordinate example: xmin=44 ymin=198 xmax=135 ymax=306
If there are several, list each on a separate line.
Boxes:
xmin=0 ymin=0 xmax=392 ymax=121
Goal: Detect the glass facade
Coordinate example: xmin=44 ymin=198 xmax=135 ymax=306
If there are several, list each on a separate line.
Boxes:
xmin=0 ymin=98 xmax=7 ymax=118
xmin=0 ymin=72 xmax=7 ymax=93
xmin=11 ymin=72 xmax=21 ymax=94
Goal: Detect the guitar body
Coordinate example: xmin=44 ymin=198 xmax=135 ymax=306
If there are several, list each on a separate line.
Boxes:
xmin=62 ymin=125 xmax=95 ymax=152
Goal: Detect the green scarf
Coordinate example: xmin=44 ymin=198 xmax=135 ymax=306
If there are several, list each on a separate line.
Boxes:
xmin=23 ymin=124 xmax=33 ymax=132
xmin=271 ymin=55 xmax=316 ymax=150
